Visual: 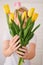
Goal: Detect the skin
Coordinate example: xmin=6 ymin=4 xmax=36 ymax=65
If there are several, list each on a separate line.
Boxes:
xmin=3 ymin=12 xmax=36 ymax=60
xmin=16 ymin=43 xmax=36 ymax=60
xmin=3 ymin=35 xmax=21 ymax=57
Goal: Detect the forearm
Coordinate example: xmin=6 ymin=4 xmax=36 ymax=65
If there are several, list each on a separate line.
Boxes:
xmin=28 ymin=49 xmax=35 ymax=60
xmin=28 ymin=43 xmax=36 ymax=60
xmin=3 ymin=48 xmax=12 ymax=57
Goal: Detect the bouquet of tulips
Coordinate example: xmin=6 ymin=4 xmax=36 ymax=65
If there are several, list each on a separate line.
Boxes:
xmin=3 ymin=4 xmax=40 ymax=65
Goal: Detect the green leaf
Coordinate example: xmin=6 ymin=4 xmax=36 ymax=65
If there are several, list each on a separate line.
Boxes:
xmin=32 ymin=24 xmax=40 ymax=33
xmin=24 ymin=22 xmax=34 ymax=38
xmin=25 ymin=17 xmax=32 ymax=29
xmin=18 ymin=14 xmax=24 ymax=27
xmin=9 ymin=28 xmax=16 ymax=36
xmin=11 ymin=20 xmax=20 ymax=35
xmin=9 ymin=24 xmax=16 ymax=36
xmin=24 ymin=32 xmax=34 ymax=46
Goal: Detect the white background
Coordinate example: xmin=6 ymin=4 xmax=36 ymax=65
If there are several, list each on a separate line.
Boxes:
xmin=0 ymin=0 xmax=43 ymax=65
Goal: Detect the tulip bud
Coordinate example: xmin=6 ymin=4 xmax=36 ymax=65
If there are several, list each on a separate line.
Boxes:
xmin=22 ymin=11 xmax=27 ymax=20
xmin=32 ymin=13 xmax=38 ymax=22
xmin=3 ymin=4 xmax=10 ymax=14
xmin=9 ymin=13 xmax=14 ymax=20
xmin=28 ymin=8 xmax=35 ymax=17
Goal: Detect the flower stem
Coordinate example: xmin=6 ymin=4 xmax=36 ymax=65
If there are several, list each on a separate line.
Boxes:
xmin=18 ymin=58 xmax=24 ymax=65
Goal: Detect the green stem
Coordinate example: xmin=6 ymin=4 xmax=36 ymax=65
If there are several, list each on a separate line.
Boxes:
xmin=18 ymin=58 xmax=24 ymax=65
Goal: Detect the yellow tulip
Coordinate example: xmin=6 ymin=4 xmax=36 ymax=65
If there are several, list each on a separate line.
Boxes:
xmin=32 ymin=13 xmax=38 ymax=22
xmin=9 ymin=13 xmax=14 ymax=20
xmin=9 ymin=13 xmax=14 ymax=23
xmin=22 ymin=11 xmax=27 ymax=20
xmin=28 ymin=8 xmax=35 ymax=17
xmin=3 ymin=4 xmax=10 ymax=14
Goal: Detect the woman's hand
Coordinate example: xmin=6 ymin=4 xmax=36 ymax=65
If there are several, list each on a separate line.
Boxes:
xmin=16 ymin=43 xmax=36 ymax=60
xmin=3 ymin=35 xmax=21 ymax=57
xmin=16 ymin=46 xmax=29 ymax=60
xmin=7 ymin=35 xmax=21 ymax=56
